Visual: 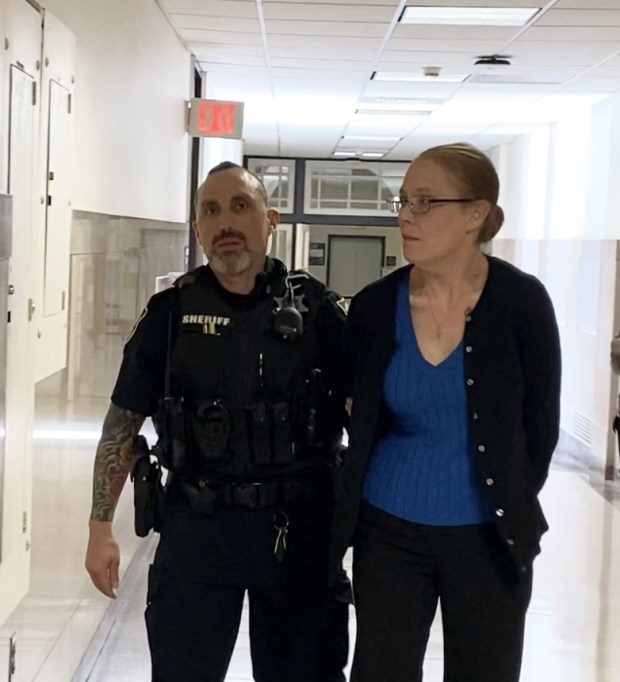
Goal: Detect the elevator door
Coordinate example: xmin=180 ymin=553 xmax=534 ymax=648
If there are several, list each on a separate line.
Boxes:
xmin=327 ymin=235 xmax=384 ymax=298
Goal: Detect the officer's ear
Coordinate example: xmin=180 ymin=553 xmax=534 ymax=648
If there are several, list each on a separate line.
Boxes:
xmin=267 ymin=209 xmax=280 ymax=235
xmin=192 ymin=220 xmax=204 ymax=250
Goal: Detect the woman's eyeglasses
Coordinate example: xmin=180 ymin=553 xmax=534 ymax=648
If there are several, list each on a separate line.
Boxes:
xmin=389 ymin=196 xmax=478 ymax=214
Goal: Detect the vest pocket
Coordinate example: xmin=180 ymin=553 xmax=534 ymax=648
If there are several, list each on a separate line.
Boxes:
xmin=271 ymin=401 xmax=294 ymax=464
xmin=190 ymin=401 xmax=230 ymax=460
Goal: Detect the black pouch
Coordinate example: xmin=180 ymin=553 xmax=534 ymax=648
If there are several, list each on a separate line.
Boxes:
xmin=154 ymin=397 xmax=187 ymax=471
xmin=191 ymin=400 xmax=230 ymax=460
xmin=272 ymin=401 xmax=295 ymax=464
xmin=250 ymin=402 xmax=271 ymax=465
xmin=131 ymin=436 xmax=163 ymax=537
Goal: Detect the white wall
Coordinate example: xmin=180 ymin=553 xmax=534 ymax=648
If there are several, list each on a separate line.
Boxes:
xmin=42 ymin=0 xmax=192 ymax=222
xmin=491 ymin=97 xmax=619 ymax=473
xmin=0 ymin=0 xmax=193 ymax=627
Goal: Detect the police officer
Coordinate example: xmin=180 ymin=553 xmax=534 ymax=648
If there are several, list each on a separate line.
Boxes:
xmin=85 ymin=162 xmax=350 ymax=681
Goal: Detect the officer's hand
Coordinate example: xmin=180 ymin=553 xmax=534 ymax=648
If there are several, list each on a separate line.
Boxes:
xmin=85 ymin=520 xmax=120 ymax=599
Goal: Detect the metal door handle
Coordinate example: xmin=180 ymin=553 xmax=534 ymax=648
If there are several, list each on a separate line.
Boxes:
xmin=8 ymin=284 xmax=14 ymax=295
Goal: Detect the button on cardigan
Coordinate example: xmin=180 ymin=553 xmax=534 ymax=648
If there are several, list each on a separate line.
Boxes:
xmin=328 ymin=256 xmax=561 ymax=585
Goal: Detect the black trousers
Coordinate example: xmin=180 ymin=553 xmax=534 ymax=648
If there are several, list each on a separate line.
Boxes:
xmin=145 ymin=497 xmax=349 ymax=681
xmin=351 ymin=503 xmax=533 ymax=682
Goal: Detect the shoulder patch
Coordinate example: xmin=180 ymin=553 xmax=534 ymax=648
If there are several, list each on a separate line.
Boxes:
xmin=125 ymin=306 xmax=148 ymax=344
xmin=335 ymin=296 xmax=349 ymax=315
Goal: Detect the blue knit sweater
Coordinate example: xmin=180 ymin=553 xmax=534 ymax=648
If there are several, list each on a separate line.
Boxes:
xmin=363 ymin=275 xmax=493 ymax=526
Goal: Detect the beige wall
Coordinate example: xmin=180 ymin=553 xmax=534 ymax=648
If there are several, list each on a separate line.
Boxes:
xmin=42 ymin=0 xmax=192 ymax=222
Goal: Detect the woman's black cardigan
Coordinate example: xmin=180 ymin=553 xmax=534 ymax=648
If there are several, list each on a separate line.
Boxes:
xmin=329 ymin=256 xmax=561 ymax=583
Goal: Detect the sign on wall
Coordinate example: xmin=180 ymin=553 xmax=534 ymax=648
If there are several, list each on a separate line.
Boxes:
xmin=188 ymin=98 xmax=244 ymax=139
xmin=309 ymin=242 xmax=326 ymax=266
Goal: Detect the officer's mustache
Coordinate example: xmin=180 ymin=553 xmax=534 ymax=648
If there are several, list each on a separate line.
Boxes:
xmin=212 ymin=229 xmax=248 ymax=248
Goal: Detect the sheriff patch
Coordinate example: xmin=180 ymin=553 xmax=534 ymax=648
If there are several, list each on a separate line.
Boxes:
xmin=182 ymin=313 xmax=232 ymax=336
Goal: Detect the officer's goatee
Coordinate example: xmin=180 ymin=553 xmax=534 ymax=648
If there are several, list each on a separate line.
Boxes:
xmin=209 ymin=250 xmax=255 ymax=276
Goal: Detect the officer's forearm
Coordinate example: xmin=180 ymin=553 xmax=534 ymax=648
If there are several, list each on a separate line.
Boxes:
xmin=90 ymin=404 xmax=145 ymax=522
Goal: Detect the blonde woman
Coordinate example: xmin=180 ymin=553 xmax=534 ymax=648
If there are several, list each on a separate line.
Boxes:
xmin=330 ymin=143 xmax=561 ymax=681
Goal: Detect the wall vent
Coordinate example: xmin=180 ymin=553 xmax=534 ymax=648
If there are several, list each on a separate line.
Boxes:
xmin=572 ymin=412 xmax=592 ymax=447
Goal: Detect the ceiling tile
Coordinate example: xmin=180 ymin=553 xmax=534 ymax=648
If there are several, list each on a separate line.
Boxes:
xmin=180 ymin=29 xmax=263 ymax=44
xmin=192 ymin=52 xmax=266 ymax=66
xmin=270 ymin=57 xmax=373 ymax=71
xmin=391 ymin=24 xmax=517 ymax=41
xmin=262 ymin=3 xmax=396 ymax=22
xmin=171 ymin=14 xmax=259 ymax=31
xmin=510 ymin=41 xmax=619 ymax=65
xmin=535 ymin=9 xmax=620 ymax=26
xmin=161 ymin=1 xmax=257 ymax=19
xmin=264 ymin=0 xmax=400 ymax=5
xmin=554 ymin=0 xmax=620 ymax=7
xmin=266 ymin=34 xmax=383 ymax=50
xmin=382 ymin=39 xmax=512 ymax=54
xmin=265 ymin=20 xmax=390 ymax=37
xmin=189 ymin=43 xmax=265 ymax=58
xmin=269 ymin=45 xmax=375 ymax=60
xmin=521 ymin=25 xmax=620 ymax=41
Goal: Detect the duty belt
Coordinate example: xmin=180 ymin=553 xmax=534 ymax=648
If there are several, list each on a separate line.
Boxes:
xmin=175 ymin=476 xmax=321 ymax=514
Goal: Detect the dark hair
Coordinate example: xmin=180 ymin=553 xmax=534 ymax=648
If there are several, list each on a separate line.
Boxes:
xmin=418 ymin=142 xmax=504 ymax=243
xmin=204 ymin=161 xmax=269 ymax=206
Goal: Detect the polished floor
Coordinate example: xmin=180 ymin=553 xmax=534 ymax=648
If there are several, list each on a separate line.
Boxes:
xmin=0 ymin=396 xmax=619 ymax=681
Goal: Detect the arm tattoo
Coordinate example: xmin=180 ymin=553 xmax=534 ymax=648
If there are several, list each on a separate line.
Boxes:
xmin=90 ymin=404 xmax=145 ymax=522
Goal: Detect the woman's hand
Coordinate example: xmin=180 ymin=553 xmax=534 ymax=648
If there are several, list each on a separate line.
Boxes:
xmin=345 ymin=397 xmax=353 ymax=416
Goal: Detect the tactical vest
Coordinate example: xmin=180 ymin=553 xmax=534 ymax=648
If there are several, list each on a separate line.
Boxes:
xmin=154 ymin=262 xmax=340 ymax=482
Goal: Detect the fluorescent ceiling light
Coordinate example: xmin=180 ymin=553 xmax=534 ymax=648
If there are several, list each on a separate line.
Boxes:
xmin=356 ymin=108 xmax=432 ymax=116
xmin=361 ymin=152 xmax=385 ymax=158
xmin=400 ymin=6 xmax=541 ymax=27
xmin=372 ymin=72 xmax=469 ymax=83
xmin=333 ymin=151 xmax=357 ymax=157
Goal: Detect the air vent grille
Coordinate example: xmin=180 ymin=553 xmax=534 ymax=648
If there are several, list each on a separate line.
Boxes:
xmin=572 ymin=412 xmax=592 ymax=447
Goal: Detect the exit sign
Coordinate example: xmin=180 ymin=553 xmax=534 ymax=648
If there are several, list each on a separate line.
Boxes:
xmin=188 ymin=98 xmax=244 ymax=139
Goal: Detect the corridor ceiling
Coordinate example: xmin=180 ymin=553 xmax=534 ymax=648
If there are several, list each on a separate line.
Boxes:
xmin=158 ymin=0 xmax=620 ymax=158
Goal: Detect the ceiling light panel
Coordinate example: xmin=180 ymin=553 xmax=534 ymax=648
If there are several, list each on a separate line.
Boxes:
xmin=400 ymin=6 xmax=541 ymax=27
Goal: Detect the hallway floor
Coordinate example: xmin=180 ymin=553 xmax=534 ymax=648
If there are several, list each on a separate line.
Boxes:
xmin=0 ymin=398 xmax=618 ymax=681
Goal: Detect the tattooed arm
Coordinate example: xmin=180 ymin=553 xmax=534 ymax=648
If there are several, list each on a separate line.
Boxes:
xmin=85 ymin=403 xmax=145 ymax=598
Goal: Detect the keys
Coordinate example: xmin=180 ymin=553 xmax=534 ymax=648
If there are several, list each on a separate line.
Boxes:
xmin=273 ymin=511 xmax=289 ymax=563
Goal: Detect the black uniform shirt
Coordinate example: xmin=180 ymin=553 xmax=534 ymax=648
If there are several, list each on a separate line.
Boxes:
xmin=111 ymin=260 xmax=348 ymax=419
